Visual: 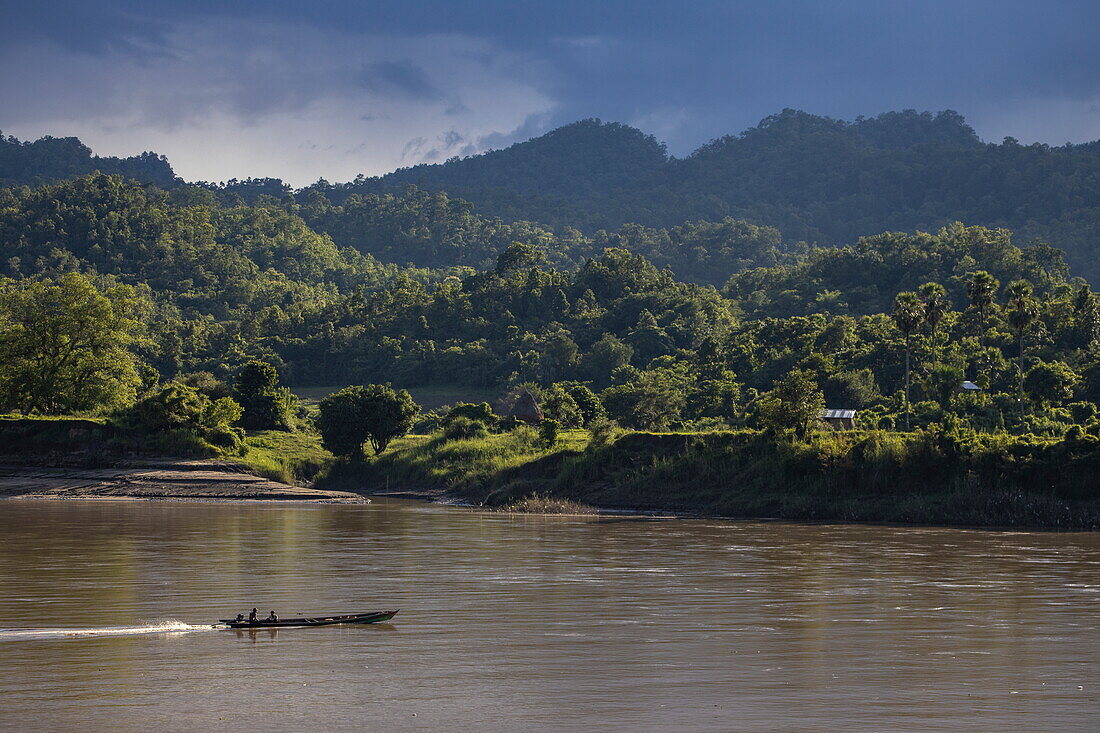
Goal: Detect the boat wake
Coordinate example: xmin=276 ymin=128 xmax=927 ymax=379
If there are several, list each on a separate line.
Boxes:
xmin=0 ymin=620 xmax=215 ymax=641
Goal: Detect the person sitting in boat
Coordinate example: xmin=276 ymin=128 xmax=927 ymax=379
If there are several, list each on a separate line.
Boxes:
xmin=266 ymin=611 xmax=279 ymax=622
xmin=248 ymin=608 xmax=258 ymax=623
xmin=235 ymin=613 xmax=245 ymax=623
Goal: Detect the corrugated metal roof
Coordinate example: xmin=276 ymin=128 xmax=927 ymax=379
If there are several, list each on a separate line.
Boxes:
xmin=820 ymin=409 xmax=856 ymax=419
xmin=961 ymin=381 xmax=982 ymax=390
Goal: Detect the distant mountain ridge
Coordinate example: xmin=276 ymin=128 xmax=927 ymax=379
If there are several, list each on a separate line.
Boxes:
xmin=5 ymin=109 xmax=1100 ymax=281
xmin=309 ymin=109 xmax=990 ymax=222
xmin=378 ymin=119 xmax=670 ymax=199
xmin=305 ymin=109 xmax=1100 ymax=281
xmin=0 ymin=132 xmax=177 ymax=189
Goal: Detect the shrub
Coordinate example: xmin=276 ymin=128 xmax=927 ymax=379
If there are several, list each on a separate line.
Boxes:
xmin=411 ymin=409 xmax=445 ymax=434
xmin=587 ymin=417 xmax=621 ymax=448
xmin=542 ymin=386 xmax=582 ymax=427
xmin=442 ymin=415 xmax=489 ymax=441
xmin=118 ymin=382 xmax=244 ymax=455
xmin=233 ymin=360 xmax=297 ymax=431
xmin=442 ymin=402 xmax=496 ymax=429
xmin=566 ymin=384 xmax=606 ymax=426
xmin=179 ymin=371 xmax=231 ymax=399
xmin=539 ymin=418 xmax=561 ymax=447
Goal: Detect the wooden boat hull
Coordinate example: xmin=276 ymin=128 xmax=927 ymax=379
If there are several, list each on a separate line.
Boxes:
xmin=219 ymin=610 xmax=398 ymax=628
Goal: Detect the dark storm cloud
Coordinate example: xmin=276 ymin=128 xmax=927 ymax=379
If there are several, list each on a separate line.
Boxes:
xmin=473 ymin=112 xmax=559 ymax=152
xmin=3 ymin=0 xmax=1100 ymax=182
xmin=359 ymin=61 xmax=445 ymax=102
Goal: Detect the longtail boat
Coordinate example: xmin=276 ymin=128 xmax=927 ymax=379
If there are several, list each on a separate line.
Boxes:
xmin=218 ymin=610 xmax=398 ymax=628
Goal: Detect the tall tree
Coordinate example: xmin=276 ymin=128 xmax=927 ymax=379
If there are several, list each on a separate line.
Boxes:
xmin=756 ymin=368 xmax=825 ymax=440
xmin=233 ymin=360 xmax=296 ymax=431
xmin=892 ymin=291 xmax=923 ymax=430
xmin=1005 ymin=280 xmax=1038 ymax=412
xmin=1071 ymin=284 xmax=1100 ymax=350
xmin=316 ymin=384 xmax=420 ymax=457
xmin=1023 ymin=361 xmax=1079 ymax=408
xmin=918 ymin=282 xmax=949 ymax=367
xmin=965 ymin=271 xmax=999 ymax=353
xmin=0 ymin=273 xmax=145 ymax=414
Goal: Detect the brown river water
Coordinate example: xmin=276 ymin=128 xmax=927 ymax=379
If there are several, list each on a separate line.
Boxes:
xmin=0 ymin=498 xmax=1096 ymax=731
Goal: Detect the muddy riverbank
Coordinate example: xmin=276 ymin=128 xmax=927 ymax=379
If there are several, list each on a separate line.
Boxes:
xmin=0 ymin=460 xmax=366 ymax=502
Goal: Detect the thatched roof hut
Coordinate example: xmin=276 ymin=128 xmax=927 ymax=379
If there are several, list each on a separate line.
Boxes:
xmin=509 ymin=391 xmax=544 ymax=424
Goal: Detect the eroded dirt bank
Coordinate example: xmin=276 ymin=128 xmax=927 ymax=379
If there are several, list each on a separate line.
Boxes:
xmin=0 ymin=460 xmax=366 ymax=502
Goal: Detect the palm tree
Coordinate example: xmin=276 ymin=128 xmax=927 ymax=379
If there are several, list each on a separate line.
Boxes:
xmin=919 ymin=282 xmax=949 ymax=367
xmin=1005 ymin=280 xmax=1038 ymax=413
xmin=893 ymin=291 xmax=923 ymax=430
xmin=965 ymin=271 xmax=999 ymax=351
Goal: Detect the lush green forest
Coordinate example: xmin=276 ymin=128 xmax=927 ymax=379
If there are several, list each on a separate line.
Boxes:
xmin=0 ymin=132 xmax=177 ymax=189
xmin=303 ymin=110 xmax=1100 ymax=283
xmin=0 ymin=173 xmax=1094 ymax=439
xmin=7 ymin=108 xmax=1100 ymax=284
xmin=3 ymin=116 xmax=1100 ymax=523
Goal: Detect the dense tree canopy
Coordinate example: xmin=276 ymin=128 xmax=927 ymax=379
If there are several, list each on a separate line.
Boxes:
xmin=3 ymin=142 xmax=1100 ymax=441
xmin=0 ymin=272 xmax=145 ymax=414
xmin=316 ymin=384 xmax=419 ymax=456
xmin=0 ymin=132 xmax=177 ymax=189
xmin=296 ymin=110 xmax=1100 ymax=283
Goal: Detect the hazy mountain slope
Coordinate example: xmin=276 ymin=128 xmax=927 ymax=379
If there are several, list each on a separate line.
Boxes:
xmin=7 ymin=109 xmax=1100 ymax=280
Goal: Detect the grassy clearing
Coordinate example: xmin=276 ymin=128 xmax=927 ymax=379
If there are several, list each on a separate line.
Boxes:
xmin=317 ymin=428 xmax=589 ymax=494
xmin=235 ymin=430 xmax=332 ymax=484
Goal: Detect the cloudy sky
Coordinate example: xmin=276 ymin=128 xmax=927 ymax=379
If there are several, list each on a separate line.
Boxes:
xmin=3 ymin=0 xmax=1099 ymax=186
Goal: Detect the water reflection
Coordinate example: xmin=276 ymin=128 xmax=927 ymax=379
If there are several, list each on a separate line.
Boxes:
xmin=236 ymin=628 xmax=280 ymax=643
xmin=0 ymin=498 xmax=1096 ymax=731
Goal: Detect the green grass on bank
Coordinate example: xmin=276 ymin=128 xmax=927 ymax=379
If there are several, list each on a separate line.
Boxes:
xmin=323 ymin=426 xmax=1100 ymax=529
xmin=235 ymin=430 xmax=333 ymax=485
xmin=6 ymin=411 xmax=1100 ymax=528
xmin=318 ymin=427 xmax=590 ymax=494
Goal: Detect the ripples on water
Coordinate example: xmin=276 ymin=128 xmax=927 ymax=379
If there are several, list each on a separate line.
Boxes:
xmin=0 ymin=499 xmax=1096 ymax=731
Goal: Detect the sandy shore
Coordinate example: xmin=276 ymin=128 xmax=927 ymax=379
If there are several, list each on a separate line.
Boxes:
xmin=0 ymin=459 xmax=367 ymax=502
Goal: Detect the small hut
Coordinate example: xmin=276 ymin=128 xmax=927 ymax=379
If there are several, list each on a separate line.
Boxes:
xmin=820 ymin=409 xmax=857 ymax=430
xmin=961 ymin=380 xmax=982 ymax=392
xmin=509 ymin=390 xmax=544 ymax=424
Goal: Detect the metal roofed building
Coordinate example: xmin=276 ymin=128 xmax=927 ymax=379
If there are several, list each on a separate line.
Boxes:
xmin=820 ymin=409 xmax=857 ymax=430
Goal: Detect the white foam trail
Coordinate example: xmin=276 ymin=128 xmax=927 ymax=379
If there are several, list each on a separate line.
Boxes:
xmin=0 ymin=620 xmax=215 ymax=640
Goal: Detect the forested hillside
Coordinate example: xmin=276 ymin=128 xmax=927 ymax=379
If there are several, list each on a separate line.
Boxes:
xmin=308 ymin=110 xmax=1100 ymax=283
xmin=0 ymin=132 xmax=177 ymax=189
xmin=337 ymin=119 xmax=669 ymax=201
xmin=295 ymin=185 xmax=782 ymax=283
xmin=7 ymin=109 xmax=1100 ymax=282
xmin=2 ymin=174 xmax=1096 ymax=446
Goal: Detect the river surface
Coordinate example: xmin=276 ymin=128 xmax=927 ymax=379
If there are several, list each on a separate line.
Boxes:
xmin=0 ymin=498 xmax=1096 ymax=731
